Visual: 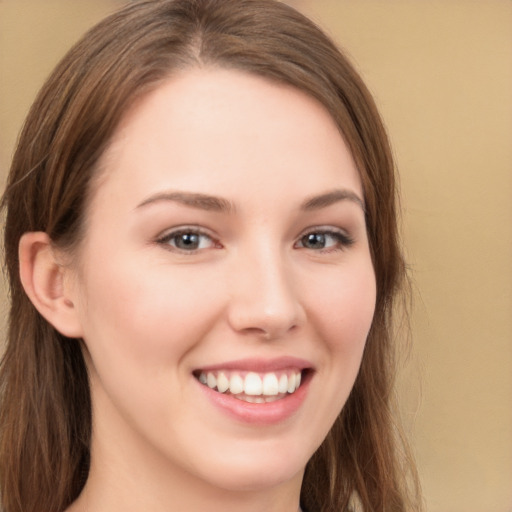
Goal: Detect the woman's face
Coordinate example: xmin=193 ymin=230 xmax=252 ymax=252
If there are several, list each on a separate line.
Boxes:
xmin=69 ymin=68 xmax=376 ymax=494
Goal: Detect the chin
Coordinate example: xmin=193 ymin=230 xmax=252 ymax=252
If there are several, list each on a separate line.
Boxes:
xmin=209 ymin=467 xmax=303 ymax=493
xmin=187 ymin=448 xmax=307 ymax=493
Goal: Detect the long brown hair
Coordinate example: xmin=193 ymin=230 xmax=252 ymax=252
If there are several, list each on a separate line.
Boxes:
xmin=0 ymin=1 xmax=421 ymax=511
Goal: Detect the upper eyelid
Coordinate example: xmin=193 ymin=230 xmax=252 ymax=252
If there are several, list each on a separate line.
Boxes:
xmin=297 ymin=225 xmax=352 ymax=238
xmin=156 ymin=225 xmax=216 ymax=240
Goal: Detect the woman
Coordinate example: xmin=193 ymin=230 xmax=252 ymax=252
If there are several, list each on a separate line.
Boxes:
xmin=0 ymin=1 xmax=421 ymax=511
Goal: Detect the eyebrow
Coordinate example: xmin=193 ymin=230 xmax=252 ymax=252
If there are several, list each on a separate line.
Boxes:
xmin=136 ymin=191 xmax=235 ymax=213
xmin=136 ymin=188 xmax=364 ymax=213
xmin=300 ymin=189 xmax=365 ymax=212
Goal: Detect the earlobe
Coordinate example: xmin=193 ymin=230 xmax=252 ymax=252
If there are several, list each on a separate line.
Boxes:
xmin=19 ymin=232 xmax=84 ymax=338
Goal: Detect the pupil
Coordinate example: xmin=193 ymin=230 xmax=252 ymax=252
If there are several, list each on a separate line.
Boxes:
xmin=305 ymin=233 xmax=325 ymax=248
xmin=177 ymin=233 xmax=199 ymax=249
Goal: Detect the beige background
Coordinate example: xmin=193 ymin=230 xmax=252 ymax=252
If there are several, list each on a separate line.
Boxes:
xmin=1 ymin=1 xmax=511 ymax=511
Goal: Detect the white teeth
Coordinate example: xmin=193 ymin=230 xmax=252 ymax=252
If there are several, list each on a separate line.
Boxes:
xmin=234 ymin=394 xmax=281 ymax=404
xmin=229 ymin=373 xmax=244 ymax=395
xmin=244 ymin=372 xmax=263 ymax=396
xmin=243 ymin=396 xmax=265 ymax=404
xmin=217 ymin=372 xmax=229 ymax=393
xmin=287 ymin=372 xmax=296 ymax=393
xmin=278 ymin=374 xmax=288 ymax=393
xmin=263 ymin=395 xmax=281 ymax=403
xmin=207 ymin=372 xmax=216 ymax=389
xmin=198 ymin=369 xmax=303 ymax=397
xmin=262 ymin=373 xmax=279 ymax=395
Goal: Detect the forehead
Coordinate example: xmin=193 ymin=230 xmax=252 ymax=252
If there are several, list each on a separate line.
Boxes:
xmin=92 ymin=67 xmax=362 ymax=211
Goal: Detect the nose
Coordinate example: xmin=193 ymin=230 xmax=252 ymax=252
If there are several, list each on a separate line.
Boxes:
xmin=226 ymin=247 xmax=306 ymax=340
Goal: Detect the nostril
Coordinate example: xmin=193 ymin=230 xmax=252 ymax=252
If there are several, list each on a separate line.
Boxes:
xmin=230 ymin=316 xmax=303 ymax=342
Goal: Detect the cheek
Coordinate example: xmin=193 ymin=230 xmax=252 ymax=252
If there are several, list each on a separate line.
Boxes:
xmin=306 ymin=259 xmax=376 ymax=356
xmin=75 ymin=255 xmax=225 ymax=370
xmin=296 ymin=258 xmax=376 ymax=445
xmin=75 ymin=258 xmax=228 ymax=434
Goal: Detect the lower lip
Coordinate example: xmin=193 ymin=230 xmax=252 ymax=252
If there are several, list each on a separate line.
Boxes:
xmin=196 ymin=375 xmax=311 ymax=425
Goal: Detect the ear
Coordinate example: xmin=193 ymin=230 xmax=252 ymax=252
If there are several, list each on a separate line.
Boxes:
xmin=19 ymin=232 xmax=84 ymax=338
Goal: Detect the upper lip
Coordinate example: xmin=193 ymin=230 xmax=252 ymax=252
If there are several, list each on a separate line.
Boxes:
xmin=194 ymin=356 xmax=313 ymax=373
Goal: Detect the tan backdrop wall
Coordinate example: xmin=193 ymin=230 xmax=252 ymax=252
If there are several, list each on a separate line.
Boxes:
xmin=1 ymin=1 xmax=511 ymax=511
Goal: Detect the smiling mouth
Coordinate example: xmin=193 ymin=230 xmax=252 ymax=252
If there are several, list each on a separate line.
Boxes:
xmin=194 ymin=369 xmax=306 ymax=404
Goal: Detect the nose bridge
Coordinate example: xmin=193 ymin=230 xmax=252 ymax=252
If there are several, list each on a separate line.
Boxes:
xmin=227 ymin=240 xmax=304 ymax=338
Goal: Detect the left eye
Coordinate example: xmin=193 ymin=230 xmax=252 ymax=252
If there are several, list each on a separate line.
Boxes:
xmin=158 ymin=230 xmax=216 ymax=252
xmin=296 ymin=230 xmax=353 ymax=251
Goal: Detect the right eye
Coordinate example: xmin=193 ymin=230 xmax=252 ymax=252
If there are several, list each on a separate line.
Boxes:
xmin=157 ymin=228 xmax=218 ymax=253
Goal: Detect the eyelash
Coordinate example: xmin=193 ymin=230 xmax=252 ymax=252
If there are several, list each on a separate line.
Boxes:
xmin=156 ymin=226 xmax=354 ymax=254
xmin=294 ymin=228 xmax=355 ymax=253
xmin=156 ymin=227 xmax=219 ymax=254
